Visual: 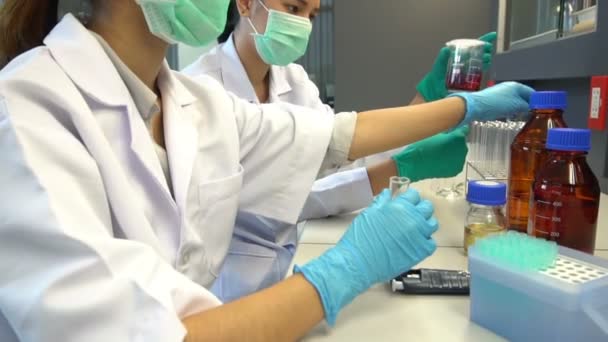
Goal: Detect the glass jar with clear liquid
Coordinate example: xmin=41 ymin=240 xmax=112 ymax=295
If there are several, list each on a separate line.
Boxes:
xmin=464 ymin=181 xmax=507 ymax=255
xmin=529 ymin=129 xmax=600 ymax=254
xmin=507 ymin=91 xmax=568 ymax=233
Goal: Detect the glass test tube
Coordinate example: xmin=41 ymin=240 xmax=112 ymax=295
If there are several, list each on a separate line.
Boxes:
xmin=471 ymin=122 xmax=480 ymax=163
xmin=390 ymin=176 xmax=411 ymax=198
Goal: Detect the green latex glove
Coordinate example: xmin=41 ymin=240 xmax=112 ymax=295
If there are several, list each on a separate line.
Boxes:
xmin=416 ymin=32 xmax=497 ymax=102
xmin=392 ymin=125 xmax=470 ymax=182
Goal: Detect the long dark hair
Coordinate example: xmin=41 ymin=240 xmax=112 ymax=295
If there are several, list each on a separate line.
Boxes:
xmin=0 ymin=0 xmax=59 ymax=67
xmin=218 ymin=0 xmax=240 ymax=43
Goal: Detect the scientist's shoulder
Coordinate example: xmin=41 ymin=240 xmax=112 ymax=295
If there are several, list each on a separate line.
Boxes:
xmin=0 ymin=46 xmax=62 ymax=84
xmin=281 ymin=63 xmax=312 ymax=86
xmin=0 ymin=47 xmax=77 ymax=120
xmin=174 ymin=70 xmax=234 ymax=103
xmin=181 ymin=44 xmax=222 ymax=81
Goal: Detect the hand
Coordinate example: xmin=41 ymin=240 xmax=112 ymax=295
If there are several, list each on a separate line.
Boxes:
xmin=392 ymin=125 xmax=469 ymax=182
xmin=450 ymin=81 xmax=534 ymax=127
xmin=416 ymin=32 xmax=497 ymax=102
xmin=295 ymin=189 xmax=438 ymax=325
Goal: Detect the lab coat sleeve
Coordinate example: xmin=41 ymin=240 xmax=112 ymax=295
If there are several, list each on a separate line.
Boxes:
xmin=290 ymin=64 xmax=358 ymax=171
xmin=324 ymin=111 xmax=357 ymax=169
xmin=289 ymin=64 xmax=334 ymax=116
xmin=299 ymin=167 xmax=374 ymax=220
xmin=0 ymin=98 xmax=219 ymax=342
xmin=290 ymin=66 xmax=409 ymax=174
xmin=232 ymin=96 xmax=335 ymax=224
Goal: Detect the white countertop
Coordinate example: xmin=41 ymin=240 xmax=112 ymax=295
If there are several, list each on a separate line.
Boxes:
xmin=293 ymin=177 xmax=608 ymax=341
xmin=290 ymin=246 xmax=507 ymax=342
xmin=300 ymin=178 xmax=608 ymax=250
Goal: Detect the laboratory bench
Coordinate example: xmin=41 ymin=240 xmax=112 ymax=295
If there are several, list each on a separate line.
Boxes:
xmin=291 ymin=177 xmax=608 ymax=342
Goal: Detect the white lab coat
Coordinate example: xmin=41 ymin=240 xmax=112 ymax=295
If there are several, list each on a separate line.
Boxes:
xmin=0 ymin=15 xmax=336 ymax=341
xmin=183 ymin=36 xmax=403 ymax=302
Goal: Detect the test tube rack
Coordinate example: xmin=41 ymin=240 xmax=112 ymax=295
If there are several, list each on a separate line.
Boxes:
xmin=469 ymin=246 xmax=608 ymax=341
xmin=465 ymin=121 xmax=525 ymax=187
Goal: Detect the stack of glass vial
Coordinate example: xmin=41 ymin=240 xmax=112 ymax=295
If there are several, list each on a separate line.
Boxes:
xmin=468 ymin=121 xmax=525 ymax=180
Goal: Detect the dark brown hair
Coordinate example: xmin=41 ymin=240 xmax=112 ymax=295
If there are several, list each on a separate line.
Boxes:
xmin=218 ymin=0 xmax=239 ymax=44
xmin=0 ymin=0 xmax=59 ymax=67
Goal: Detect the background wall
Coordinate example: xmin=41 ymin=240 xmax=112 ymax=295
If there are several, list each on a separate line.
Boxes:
xmin=333 ymin=0 xmax=497 ymax=112
xmin=494 ymin=4 xmax=608 ymax=193
xmin=299 ymin=0 xmax=336 ymax=105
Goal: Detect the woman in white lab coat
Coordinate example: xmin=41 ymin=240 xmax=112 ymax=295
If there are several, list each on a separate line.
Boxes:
xmin=0 ymin=0 xmax=532 ymax=340
xmin=183 ymin=0 xmax=495 ymax=302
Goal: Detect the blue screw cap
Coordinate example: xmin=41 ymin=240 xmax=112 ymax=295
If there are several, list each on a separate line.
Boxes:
xmin=546 ymin=128 xmax=592 ymax=152
xmin=529 ymin=91 xmax=567 ymax=110
xmin=467 ymin=181 xmax=507 ymax=206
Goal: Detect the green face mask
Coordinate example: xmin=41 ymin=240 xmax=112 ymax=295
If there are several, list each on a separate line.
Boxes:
xmin=248 ymin=0 xmax=313 ymax=66
xmin=136 ymin=0 xmax=230 ymax=47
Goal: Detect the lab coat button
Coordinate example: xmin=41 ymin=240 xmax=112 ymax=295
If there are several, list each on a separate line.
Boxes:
xmin=181 ymin=251 xmax=191 ymax=264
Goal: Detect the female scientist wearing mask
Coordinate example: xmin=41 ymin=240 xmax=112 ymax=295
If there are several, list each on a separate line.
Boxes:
xmin=183 ymin=0 xmax=496 ymax=302
xmin=0 ymin=0 xmax=531 ymax=340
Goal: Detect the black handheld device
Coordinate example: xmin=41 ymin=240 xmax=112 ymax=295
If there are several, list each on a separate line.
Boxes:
xmin=390 ymin=269 xmax=470 ymax=295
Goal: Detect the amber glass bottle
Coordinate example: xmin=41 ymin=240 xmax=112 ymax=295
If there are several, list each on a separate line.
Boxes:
xmin=507 ymin=92 xmax=568 ymax=232
xmin=529 ymin=129 xmax=600 ymax=254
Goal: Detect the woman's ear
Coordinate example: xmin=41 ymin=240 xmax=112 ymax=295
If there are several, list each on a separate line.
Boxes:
xmin=235 ymin=0 xmax=254 ymax=17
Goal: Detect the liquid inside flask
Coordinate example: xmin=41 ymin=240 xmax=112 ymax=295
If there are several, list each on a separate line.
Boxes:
xmin=445 ymin=39 xmax=485 ymax=92
xmin=507 ymin=91 xmax=568 ymax=232
xmin=529 ymin=128 xmax=600 ymax=254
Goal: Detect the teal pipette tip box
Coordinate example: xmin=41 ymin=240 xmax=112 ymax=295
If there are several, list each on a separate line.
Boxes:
xmin=469 ymin=237 xmax=608 ymax=341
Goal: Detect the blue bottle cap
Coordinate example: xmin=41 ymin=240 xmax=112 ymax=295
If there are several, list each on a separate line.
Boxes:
xmin=467 ymin=181 xmax=507 ymax=206
xmin=546 ymin=128 xmax=591 ymax=152
xmin=529 ymin=91 xmax=568 ymax=110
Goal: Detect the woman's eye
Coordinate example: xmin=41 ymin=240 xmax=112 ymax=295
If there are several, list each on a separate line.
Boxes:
xmin=286 ymin=5 xmax=299 ymax=14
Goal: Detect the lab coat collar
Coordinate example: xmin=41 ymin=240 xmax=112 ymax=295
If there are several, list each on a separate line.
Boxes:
xmin=220 ymin=35 xmax=292 ymax=103
xmin=269 ymin=65 xmax=292 ymax=100
xmin=158 ymin=62 xmax=198 ymax=107
xmin=44 ymin=14 xmax=130 ymax=108
xmin=45 ymin=14 xmax=168 ymax=194
xmin=45 ymin=14 xmax=198 ymax=109
xmin=45 ymin=14 xmax=190 ymax=230
xmin=220 ymin=35 xmax=258 ymax=102
xmin=158 ymin=66 xmax=199 ymax=215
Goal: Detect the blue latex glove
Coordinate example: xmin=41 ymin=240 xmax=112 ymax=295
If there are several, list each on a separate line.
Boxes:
xmin=295 ymin=189 xmax=438 ymax=325
xmin=417 ymin=32 xmax=497 ymax=102
xmin=449 ymin=81 xmax=534 ymax=128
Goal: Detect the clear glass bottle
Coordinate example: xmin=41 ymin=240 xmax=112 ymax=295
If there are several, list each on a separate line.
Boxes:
xmin=465 ymin=181 xmax=507 ymax=255
xmin=507 ymin=91 xmax=569 ymax=233
xmin=529 ymin=129 xmax=601 ymax=254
